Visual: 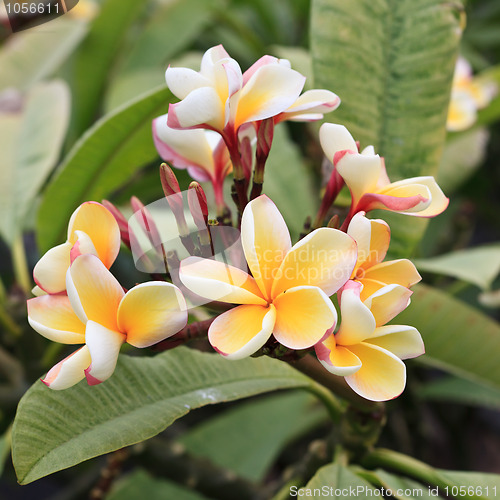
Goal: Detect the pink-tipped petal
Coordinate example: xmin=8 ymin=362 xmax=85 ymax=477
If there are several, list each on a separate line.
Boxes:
xmin=316 ymin=337 xmax=362 ymax=376
xmin=234 ymin=64 xmax=305 ymax=129
xmin=84 ymin=320 xmax=125 ymax=385
xmin=42 ymin=346 xmax=91 ymax=390
xmin=363 ymin=259 xmax=421 ymax=288
xmin=367 ymin=325 xmax=425 ymax=359
xmin=70 ymin=230 xmax=98 ymax=263
xmin=345 ymin=343 xmax=406 ymax=401
xmin=272 ymin=228 xmax=357 ymax=298
xmin=118 ymin=282 xmax=187 ymax=348
xmin=33 ymin=241 xmax=72 ymax=294
xmin=208 ymin=304 xmax=276 ymax=360
xmin=364 ymin=284 xmax=412 ymax=327
xmin=179 ymin=256 xmax=267 ymax=305
xmin=272 ymin=286 xmax=337 ymax=349
xmin=167 ymin=87 xmax=225 ymax=131
xmin=335 ymin=282 xmax=376 ymax=345
xmin=66 ymin=254 xmax=124 ymax=331
xmin=67 ymin=202 xmax=121 ymax=269
xmin=27 ymin=295 xmax=86 ymax=344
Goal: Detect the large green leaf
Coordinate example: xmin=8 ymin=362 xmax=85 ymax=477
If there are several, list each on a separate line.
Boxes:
xmin=0 ymin=17 xmax=88 ymax=92
xmin=108 ymin=469 xmax=209 ymax=500
xmin=418 ymin=375 xmax=500 ymax=410
xmin=68 ymin=0 xmax=146 ymax=138
xmin=304 ymin=462 xmax=380 ymax=495
xmin=12 ymin=347 xmax=317 ymax=484
xmin=311 ymin=0 xmax=462 ymax=256
xmin=396 ymin=284 xmax=500 ymax=388
xmin=0 ymin=81 xmax=70 ymax=244
xmin=414 ymin=244 xmax=500 ymax=291
xmin=181 ymin=391 xmax=327 ymax=482
xmin=264 ymin=125 xmax=317 ymax=241
xmin=36 ymin=85 xmax=173 ymax=252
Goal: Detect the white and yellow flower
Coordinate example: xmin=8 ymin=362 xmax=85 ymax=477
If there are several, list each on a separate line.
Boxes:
xmin=316 ymin=280 xmax=424 ymax=401
xmin=447 ymin=57 xmax=497 ymax=132
xmin=319 ymin=123 xmax=449 ymax=221
xmin=152 ymin=114 xmax=231 ymax=209
xmin=33 ymin=202 xmax=121 ymax=295
xmin=28 ymin=254 xmax=187 ymax=389
xmin=166 ymin=45 xmax=339 ymax=137
xmin=178 ymin=195 xmax=357 ymax=359
xmin=347 ymin=212 xmax=421 ymax=299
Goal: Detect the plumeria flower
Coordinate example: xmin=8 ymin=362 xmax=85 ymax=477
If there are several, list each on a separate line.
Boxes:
xmin=347 ymin=212 xmax=421 ymax=299
xmin=316 ymin=280 xmax=424 ymax=401
xmin=166 ymin=45 xmax=339 ymax=140
xmin=33 ymin=202 xmax=121 ymax=295
xmin=27 ymin=254 xmax=187 ymax=390
xmin=178 ymin=195 xmax=357 ymax=359
xmin=319 ymin=123 xmax=449 ymax=223
xmin=447 ymin=57 xmax=497 ymax=132
xmin=152 ymin=114 xmax=231 ymax=211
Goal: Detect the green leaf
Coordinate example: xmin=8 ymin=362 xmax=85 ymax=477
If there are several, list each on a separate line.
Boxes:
xmin=108 ymin=469 xmax=209 ymax=500
xmin=356 ymin=468 xmax=442 ymax=499
xmin=104 ymin=0 xmax=222 ymax=111
xmin=439 ymin=470 xmax=500 ymax=499
xmin=396 ymin=284 xmax=500 ymax=388
xmin=305 ymin=462 xmax=380 ymax=495
xmin=414 ymin=245 xmax=500 ymax=291
xmin=68 ymin=0 xmax=146 ymax=138
xmin=0 ymin=17 xmax=88 ymax=92
xmin=311 ymin=0 xmax=462 ymax=256
xmin=181 ymin=391 xmax=327 ymax=482
xmin=437 ymin=128 xmax=489 ymax=194
xmin=0 ymin=81 xmax=70 ymax=244
xmin=36 ymin=85 xmax=173 ymax=252
xmin=264 ymin=125 xmax=317 ymax=241
xmin=12 ymin=347 xmax=315 ymax=484
xmin=418 ymin=375 xmax=500 ymax=410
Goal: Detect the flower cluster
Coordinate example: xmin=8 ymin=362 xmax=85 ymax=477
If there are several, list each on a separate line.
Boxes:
xmin=28 ymin=45 xmax=449 ymax=401
xmin=447 ymin=57 xmax=497 ymax=132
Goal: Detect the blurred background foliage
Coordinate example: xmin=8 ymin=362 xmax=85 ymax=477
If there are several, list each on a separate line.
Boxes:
xmin=0 ymin=0 xmax=499 ymax=498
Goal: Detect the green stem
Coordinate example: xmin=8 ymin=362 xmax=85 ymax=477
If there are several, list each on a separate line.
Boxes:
xmin=306 ymin=380 xmax=345 ymax=423
xmin=12 ymin=234 xmax=31 ymax=296
xmin=288 ymin=355 xmax=383 ymax=413
xmin=361 ymin=448 xmax=479 ymax=498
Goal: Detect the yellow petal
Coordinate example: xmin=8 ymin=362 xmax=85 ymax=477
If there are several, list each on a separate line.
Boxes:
xmin=179 ymin=256 xmax=266 ymax=305
xmin=66 ymin=254 xmax=124 ymax=331
xmin=67 ymin=202 xmax=121 ymax=269
xmin=272 ymin=228 xmax=357 ymax=298
xmin=33 ymin=241 xmax=72 ymax=294
xmin=335 ymin=282 xmax=375 ymax=346
xmin=234 ymin=64 xmax=305 ymax=129
xmin=358 ymin=278 xmax=386 ymax=301
xmin=366 ymin=325 xmax=425 ymax=359
xmin=375 ymin=182 xmax=431 ymax=214
xmin=317 ymin=342 xmax=362 ymax=376
xmin=208 ymin=304 xmax=276 ymax=359
xmin=381 ymin=177 xmax=449 ymax=217
xmin=118 ymin=282 xmax=188 ymax=348
xmin=41 ymin=346 xmax=91 ymax=390
xmin=345 ymin=343 xmax=406 ymax=401
xmin=84 ymin=320 xmax=125 ymax=385
xmin=364 ymin=284 xmax=412 ymax=327
xmin=241 ymin=195 xmax=291 ymax=300
xmin=27 ymin=295 xmax=85 ymax=344
xmin=273 ymin=286 xmax=337 ymax=349
xmin=363 ymin=260 xmax=421 ymax=288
